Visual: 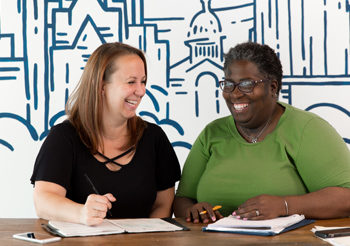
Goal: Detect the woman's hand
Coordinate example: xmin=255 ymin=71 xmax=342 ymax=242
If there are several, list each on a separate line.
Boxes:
xmin=80 ymin=193 xmax=116 ymax=226
xmin=185 ymin=202 xmax=223 ymax=223
xmin=233 ymin=195 xmax=286 ymax=220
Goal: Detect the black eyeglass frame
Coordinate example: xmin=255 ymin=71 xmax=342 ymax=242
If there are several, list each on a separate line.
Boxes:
xmin=219 ymin=79 xmax=270 ymax=93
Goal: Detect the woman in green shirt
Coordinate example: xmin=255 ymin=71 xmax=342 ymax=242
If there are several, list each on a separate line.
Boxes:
xmin=174 ymin=42 xmax=350 ymax=223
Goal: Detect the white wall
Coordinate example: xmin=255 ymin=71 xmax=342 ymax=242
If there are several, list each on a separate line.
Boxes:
xmin=0 ymin=0 xmax=349 ymax=218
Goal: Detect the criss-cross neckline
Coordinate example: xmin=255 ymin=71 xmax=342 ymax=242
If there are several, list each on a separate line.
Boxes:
xmin=96 ymin=146 xmax=134 ymax=168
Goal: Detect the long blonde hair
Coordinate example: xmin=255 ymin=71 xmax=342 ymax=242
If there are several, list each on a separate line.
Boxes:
xmin=65 ymin=42 xmax=147 ymax=154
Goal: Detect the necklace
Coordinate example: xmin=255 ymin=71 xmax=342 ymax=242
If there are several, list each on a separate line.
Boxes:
xmin=237 ymin=115 xmax=272 ymax=143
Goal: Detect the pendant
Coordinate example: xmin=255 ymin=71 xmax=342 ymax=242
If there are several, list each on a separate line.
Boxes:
xmin=251 ymin=138 xmax=258 ymax=143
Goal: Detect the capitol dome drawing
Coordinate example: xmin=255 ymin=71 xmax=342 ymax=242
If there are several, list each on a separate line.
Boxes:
xmin=187 ymin=0 xmax=221 ymax=39
xmin=185 ymin=0 xmax=225 ymax=64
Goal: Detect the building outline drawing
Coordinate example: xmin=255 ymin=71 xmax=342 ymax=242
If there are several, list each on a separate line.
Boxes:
xmin=0 ymin=0 xmax=349 ymax=155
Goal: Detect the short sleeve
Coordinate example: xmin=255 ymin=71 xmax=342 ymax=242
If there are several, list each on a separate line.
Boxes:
xmin=295 ymin=117 xmax=350 ymax=191
xmin=176 ymin=128 xmax=210 ymax=199
xmin=153 ymin=125 xmax=181 ymax=190
xmin=30 ymin=122 xmax=75 ymax=190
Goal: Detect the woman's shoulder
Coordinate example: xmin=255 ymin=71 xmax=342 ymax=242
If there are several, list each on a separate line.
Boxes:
xmin=50 ymin=119 xmax=75 ymax=133
xmin=278 ymin=102 xmax=338 ymax=140
xmin=197 ymin=116 xmax=233 ymax=141
xmin=143 ymin=120 xmax=161 ymax=131
xmin=138 ymin=120 xmax=175 ymax=149
xmin=280 ymin=102 xmax=325 ymax=125
xmin=46 ymin=120 xmax=78 ymax=140
xmin=140 ymin=120 xmax=167 ymax=138
xmin=207 ymin=115 xmax=232 ymax=127
xmin=202 ymin=115 xmax=232 ymax=132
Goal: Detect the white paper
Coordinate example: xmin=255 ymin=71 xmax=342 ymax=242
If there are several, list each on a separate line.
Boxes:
xmin=110 ymin=218 xmax=183 ymax=233
xmin=49 ymin=218 xmax=183 ymax=237
xmin=49 ymin=220 xmax=125 ymax=237
xmin=312 ymin=226 xmax=350 ymax=246
xmin=207 ymin=214 xmax=305 ymax=234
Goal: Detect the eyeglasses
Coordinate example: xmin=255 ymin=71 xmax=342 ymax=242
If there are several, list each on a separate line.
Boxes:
xmin=219 ymin=79 xmax=268 ymax=93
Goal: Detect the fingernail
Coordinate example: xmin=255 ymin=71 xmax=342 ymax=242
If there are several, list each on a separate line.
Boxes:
xmin=212 ymin=216 xmax=216 ymax=221
xmin=232 ymin=211 xmax=236 ymax=216
xmin=243 ymin=218 xmax=248 ymax=221
xmin=236 ymin=216 xmax=241 ymax=219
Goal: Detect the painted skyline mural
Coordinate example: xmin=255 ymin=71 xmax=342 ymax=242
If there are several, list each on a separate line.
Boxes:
xmin=1 ymin=0 xmax=349 ymax=153
xmin=0 ymin=0 xmax=349 ymax=217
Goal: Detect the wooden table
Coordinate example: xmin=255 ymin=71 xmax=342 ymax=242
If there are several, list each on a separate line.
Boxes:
xmin=2 ymin=218 xmax=350 ymax=245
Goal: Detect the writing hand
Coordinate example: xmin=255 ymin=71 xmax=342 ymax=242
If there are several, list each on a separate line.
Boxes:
xmin=81 ymin=193 xmax=116 ymax=226
xmin=233 ymin=194 xmax=285 ymax=220
xmin=185 ymin=202 xmax=223 ymax=224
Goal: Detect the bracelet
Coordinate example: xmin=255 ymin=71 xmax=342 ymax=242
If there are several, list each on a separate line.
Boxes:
xmin=284 ymin=199 xmax=289 ymax=216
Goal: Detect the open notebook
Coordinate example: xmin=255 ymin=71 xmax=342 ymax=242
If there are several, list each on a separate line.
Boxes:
xmin=203 ymin=214 xmax=314 ymax=236
xmin=43 ymin=218 xmax=188 ymax=237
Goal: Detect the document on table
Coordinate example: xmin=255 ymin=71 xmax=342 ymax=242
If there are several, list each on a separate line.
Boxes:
xmin=312 ymin=226 xmax=350 ymax=246
xmin=44 ymin=218 xmax=188 ymax=237
xmin=203 ymin=214 xmax=314 ymax=236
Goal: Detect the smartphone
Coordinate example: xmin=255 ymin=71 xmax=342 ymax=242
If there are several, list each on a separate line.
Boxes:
xmin=315 ymin=227 xmax=350 ymax=238
xmin=13 ymin=232 xmax=61 ymax=244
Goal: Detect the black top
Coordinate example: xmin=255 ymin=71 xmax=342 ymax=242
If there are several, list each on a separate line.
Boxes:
xmin=31 ymin=120 xmax=181 ymax=218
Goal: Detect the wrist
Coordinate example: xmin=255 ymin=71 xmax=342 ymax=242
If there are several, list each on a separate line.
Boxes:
xmin=78 ymin=204 xmax=86 ymax=225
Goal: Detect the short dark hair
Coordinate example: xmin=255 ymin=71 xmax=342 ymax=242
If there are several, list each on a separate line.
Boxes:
xmin=223 ymin=42 xmax=283 ymax=94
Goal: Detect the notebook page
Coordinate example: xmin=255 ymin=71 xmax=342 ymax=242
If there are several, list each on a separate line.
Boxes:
xmin=207 ymin=214 xmax=305 ymax=233
xmin=49 ymin=219 xmax=125 ymax=237
xmin=109 ymin=218 xmax=183 ymax=233
xmin=328 ymin=237 xmax=350 ymax=246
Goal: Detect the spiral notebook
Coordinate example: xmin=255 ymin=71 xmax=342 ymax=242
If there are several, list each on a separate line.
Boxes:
xmin=202 ymin=214 xmax=314 ymax=236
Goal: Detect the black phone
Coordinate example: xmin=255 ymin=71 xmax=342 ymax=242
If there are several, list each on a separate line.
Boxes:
xmin=315 ymin=227 xmax=350 ymax=238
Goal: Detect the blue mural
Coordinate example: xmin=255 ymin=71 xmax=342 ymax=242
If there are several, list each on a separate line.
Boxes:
xmin=0 ymin=0 xmax=349 ymax=154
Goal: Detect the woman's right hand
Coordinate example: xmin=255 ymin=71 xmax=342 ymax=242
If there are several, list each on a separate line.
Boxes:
xmin=185 ymin=202 xmax=223 ymax=223
xmin=80 ymin=193 xmax=116 ymax=226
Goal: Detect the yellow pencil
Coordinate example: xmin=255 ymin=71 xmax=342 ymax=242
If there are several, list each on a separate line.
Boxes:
xmin=200 ymin=205 xmax=222 ymax=215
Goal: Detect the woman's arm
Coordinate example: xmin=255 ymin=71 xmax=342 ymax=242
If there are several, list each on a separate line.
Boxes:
xmin=33 ymin=181 xmax=116 ymax=225
xmin=174 ymin=196 xmax=223 ymax=223
xmin=173 ymin=196 xmax=195 ymax=218
xmin=287 ymin=186 xmax=350 ymax=218
xmin=234 ymin=187 xmax=350 ymax=220
xmin=173 ymin=126 xmax=222 ymax=223
xmin=149 ymin=187 xmax=175 ymax=218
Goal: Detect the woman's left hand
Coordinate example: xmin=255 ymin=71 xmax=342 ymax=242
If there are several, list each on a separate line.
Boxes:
xmin=233 ymin=195 xmax=286 ymax=220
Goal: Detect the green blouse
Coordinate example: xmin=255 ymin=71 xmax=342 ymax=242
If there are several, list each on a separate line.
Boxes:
xmin=176 ymin=102 xmax=350 ymax=216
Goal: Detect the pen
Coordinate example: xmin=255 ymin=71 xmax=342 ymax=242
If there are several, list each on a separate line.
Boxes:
xmin=84 ymin=173 xmax=113 ymax=217
xmin=200 ymin=205 xmax=222 ymax=215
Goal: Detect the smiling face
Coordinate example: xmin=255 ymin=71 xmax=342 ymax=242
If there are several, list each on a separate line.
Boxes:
xmin=223 ymin=60 xmax=278 ymax=129
xmin=102 ymin=54 xmax=146 ymax=125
